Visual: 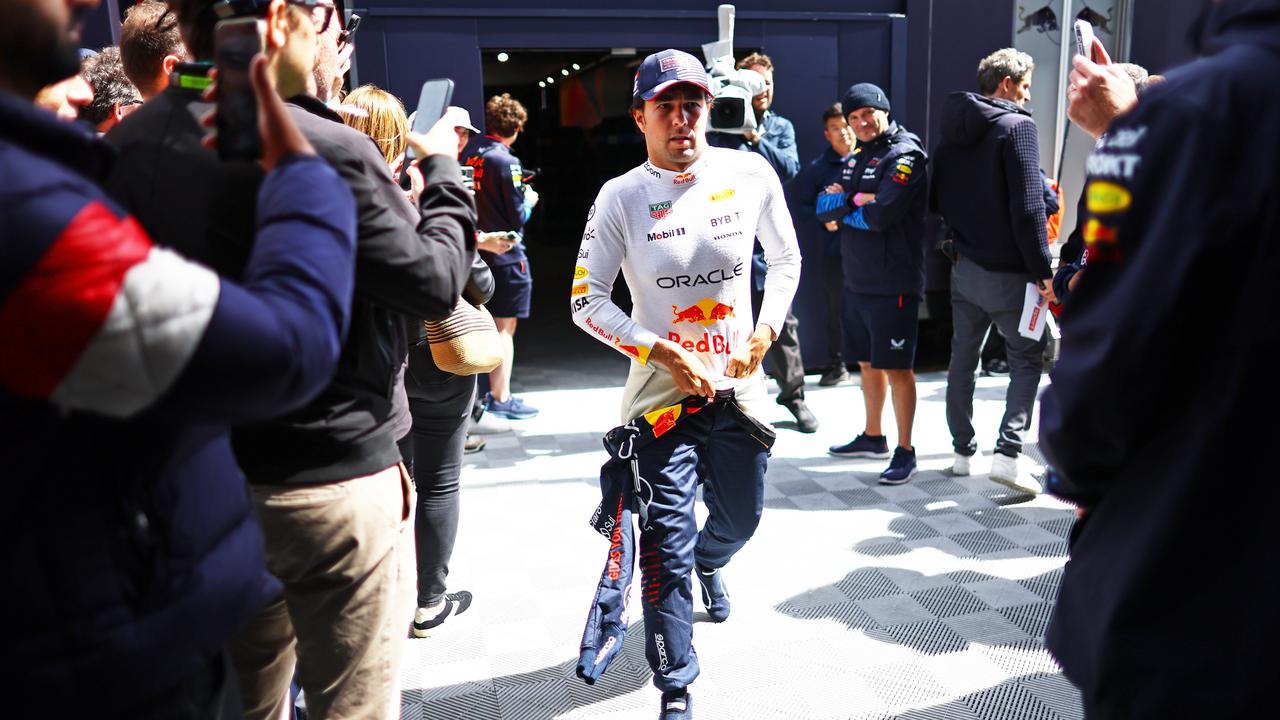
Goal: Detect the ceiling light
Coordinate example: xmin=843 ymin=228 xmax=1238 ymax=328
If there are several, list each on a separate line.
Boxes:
xmin=497 ymin=52 xmax=510 ymax=63
xmin=539 ymin=81 xmax=546 ymax=88
xmin=546 ymin=76 xmax=555 ymax=84
xmin=561 ymin=68 xmax=569 ymax=76
xmin=572 ymin=63 xmax=581 ymax=70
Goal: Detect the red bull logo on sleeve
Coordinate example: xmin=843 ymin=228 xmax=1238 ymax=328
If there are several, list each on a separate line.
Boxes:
xmin=671 ymin=298 xmax=735 ymax=327
xmin=616 ymin=340 xmax=652 ymax=365
xmin=643 ymin=403 xmax=683 ymax=438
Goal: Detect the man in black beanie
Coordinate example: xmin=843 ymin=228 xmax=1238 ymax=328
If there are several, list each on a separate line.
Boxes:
xmin=818 ymin=82 xmax=928 ymax=485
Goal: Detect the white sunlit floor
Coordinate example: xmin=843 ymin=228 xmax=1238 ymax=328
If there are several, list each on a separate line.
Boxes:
xmin=398 ymin=367 xmax=1082 ymax=720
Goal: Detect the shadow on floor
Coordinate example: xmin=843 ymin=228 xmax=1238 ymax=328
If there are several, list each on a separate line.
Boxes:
xmin=404 ymin=623 xmax=653 ymax=720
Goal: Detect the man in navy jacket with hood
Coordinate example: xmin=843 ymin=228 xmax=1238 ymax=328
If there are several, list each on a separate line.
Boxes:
xmin=931 ymin=48 xmax=1053 ymax=491
xmin=1040 ymin=0 xmax=1280 ymax=715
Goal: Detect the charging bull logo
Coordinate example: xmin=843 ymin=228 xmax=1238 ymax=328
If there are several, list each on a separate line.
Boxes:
xmin=1083 ymin=218 xmax=1118 ymax=246
xmin=643 ymin=403 xmax=683 ymax=438
xmin=673 ymin=172 xmax=695 ymax=185
xmin=671 ymin=298 xmax=735 ymax=326
xmin=616 ymin=340 xmax=652 ymax=365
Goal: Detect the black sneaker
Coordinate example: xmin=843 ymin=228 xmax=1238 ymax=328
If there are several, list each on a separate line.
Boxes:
xmin=411 ymin=590 xmax=473 ymax=637
xmin=828 ymin=433 xmax=890 ymax=458
xmin=981 ymin=358 xmax=1011 ymax=377
xmin=659 ymin=690 xmax=692 ymax=719
xmin=879 ymin=446 xmax=918 ymax=485
xmin=694 ymin=564 xmax=730 ymax=622
xmin=818 ymin=365 xmax=849 ymax=386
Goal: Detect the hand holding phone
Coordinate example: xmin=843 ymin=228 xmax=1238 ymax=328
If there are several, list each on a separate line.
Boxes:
xmin=202 ymin=53 xmax=315 ymax=169
xmin=213 ymin=18 xmax=265 ymax=162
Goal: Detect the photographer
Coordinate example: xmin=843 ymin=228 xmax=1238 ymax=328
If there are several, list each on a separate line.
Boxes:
xmin=707 ymin=52 xmax=815 ymax=433
xmin=107 ymin=1 xmax=474 ymax=717
xmin=0 ymin=1 xmax=358 ymax=716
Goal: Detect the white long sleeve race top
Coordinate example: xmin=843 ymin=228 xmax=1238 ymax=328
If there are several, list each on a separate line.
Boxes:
xmin=570 ymin=146 xmax=802 ymax=422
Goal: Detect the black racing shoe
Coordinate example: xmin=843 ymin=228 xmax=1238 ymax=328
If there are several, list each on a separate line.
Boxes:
xmin=659 ymin=689 xmax=693 ymax=719
xmin=411 ymin=590 xmax=474 ymax=637
xmin=694 ymin=564 xmax=730 ymax=622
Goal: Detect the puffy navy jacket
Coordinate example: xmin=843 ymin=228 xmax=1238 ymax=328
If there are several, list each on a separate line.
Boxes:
xmin=931 ymin=92 xmax=1051 ymax=279
xmin=0 ymin=91 xmax=357 ymax=715
xmin=816 ymin=122 xmax=928 ymax=297
xmin=1039 ymin=1 xmax=1280 ymax=714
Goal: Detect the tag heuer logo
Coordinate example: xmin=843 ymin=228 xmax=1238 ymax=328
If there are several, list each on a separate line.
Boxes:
xmin=649 ymin=201 xmax=673 ymax=219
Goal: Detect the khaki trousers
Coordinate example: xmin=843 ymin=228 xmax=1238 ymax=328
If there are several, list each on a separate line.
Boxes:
xmin=230 ymin=464 xmax=416 ymax=720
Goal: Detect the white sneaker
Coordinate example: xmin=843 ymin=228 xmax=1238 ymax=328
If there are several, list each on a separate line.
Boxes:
xmin=952 ymin=451 xmax=979 ymax=476
xmin=469 ymin=410 xmax=512 ymax=435
xmin=989 ymin=453 xmax=1042 ymax=494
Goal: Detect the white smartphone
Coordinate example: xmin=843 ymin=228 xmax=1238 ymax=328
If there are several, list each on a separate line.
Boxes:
xmin=1073 ymin=18 xmax=1096 ymax=60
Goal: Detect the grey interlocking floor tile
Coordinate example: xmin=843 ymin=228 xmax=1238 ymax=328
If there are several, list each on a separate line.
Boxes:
xmin=400 ymin=362 xmax=1082 ymax=719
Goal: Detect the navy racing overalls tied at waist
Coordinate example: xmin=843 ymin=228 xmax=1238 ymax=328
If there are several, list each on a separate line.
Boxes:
xmin=576 ymin=388 xmax=776 ymax=685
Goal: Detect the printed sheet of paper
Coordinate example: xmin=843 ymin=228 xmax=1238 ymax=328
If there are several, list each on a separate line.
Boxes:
xmin=1019 ymin=283 xmax=1049 ymax=340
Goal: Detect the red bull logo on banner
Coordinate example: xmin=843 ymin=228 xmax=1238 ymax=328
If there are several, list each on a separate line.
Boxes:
xmin=643 ymin=403 xmax=683 ymax=438
xmin=671 ymin=298 xmax=735 ymax=326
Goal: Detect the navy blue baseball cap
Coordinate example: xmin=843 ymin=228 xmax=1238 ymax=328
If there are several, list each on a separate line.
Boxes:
xmin=633 ymin=49 xmax=712 ymax=100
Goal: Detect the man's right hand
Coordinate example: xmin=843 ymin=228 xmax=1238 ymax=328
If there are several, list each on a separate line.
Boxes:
xmin=1038 ymin=278 xmax=1058 ymax=305
xmin=650 ymin=339 xmax=716 ymax=398
xmin=1067 ymin=38 xmax=1137 ymax=139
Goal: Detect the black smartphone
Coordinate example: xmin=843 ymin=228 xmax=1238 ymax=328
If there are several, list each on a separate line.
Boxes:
xmin=400 ymin=78 xmax=455 ymax=187
xmin=213 ymin=18 xmax=265 ymax=162
xmin=339 ymin=13 xmax=361 ymax=45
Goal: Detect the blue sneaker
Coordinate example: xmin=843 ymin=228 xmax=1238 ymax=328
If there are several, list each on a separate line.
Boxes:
xmin=828 ymin=433 xmax=890 ymax=458
xmin=485 ymin=392 xmax=539 ymax=420
xmin=694 ymin=564 xmax=731 ymax=622
xmin=879 ymin=446 xmax=918 ymax=485
xmin=659 ymin=690 xmax=692 ymax=719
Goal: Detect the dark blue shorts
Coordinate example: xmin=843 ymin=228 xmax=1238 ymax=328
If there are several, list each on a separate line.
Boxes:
xmin=843 ymin=290 xmax=919 ymax=370
xmin=485 ymin=258 xmax=532 ymax=319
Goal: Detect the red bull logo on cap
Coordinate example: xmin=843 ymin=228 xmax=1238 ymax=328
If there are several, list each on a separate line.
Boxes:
xmin=643 ymin=403 xmax=683 ymax=438
xmin=671 ymin=298 xmax=735 ymax=327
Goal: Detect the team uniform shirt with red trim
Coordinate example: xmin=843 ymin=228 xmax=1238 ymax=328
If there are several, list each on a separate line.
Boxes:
xmin=571 ymin=146 xmax=801 ymax=422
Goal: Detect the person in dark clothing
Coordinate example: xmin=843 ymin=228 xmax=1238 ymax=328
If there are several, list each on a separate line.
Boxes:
xmin=107 ymin=2 xmax=474 ymax=717
xmin=403 ymin=252 xmax=492 ymax=637
xmin=931 ymin=48 xmax=1053 ymax=492
xmin=820 ymin=83 xmax=928 ymax=484
xmin=465 ymin=92 xmax=541 ymax=420
xmin=1040 ymin=2 xmax=1280 ymax=715
xmin=788 ymin=102 xmax=855 ymax=387
xmin=707 ymin=52 xmax=817 ymax=433
xmin=0 ymin=1 xmax=358 ymax=713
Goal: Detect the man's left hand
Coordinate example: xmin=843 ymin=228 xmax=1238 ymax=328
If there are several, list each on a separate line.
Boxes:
xmin=743 ymin=129 xmax=761 ymax=145
xmin=725 ymin=324 xmax=775 ymax=378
